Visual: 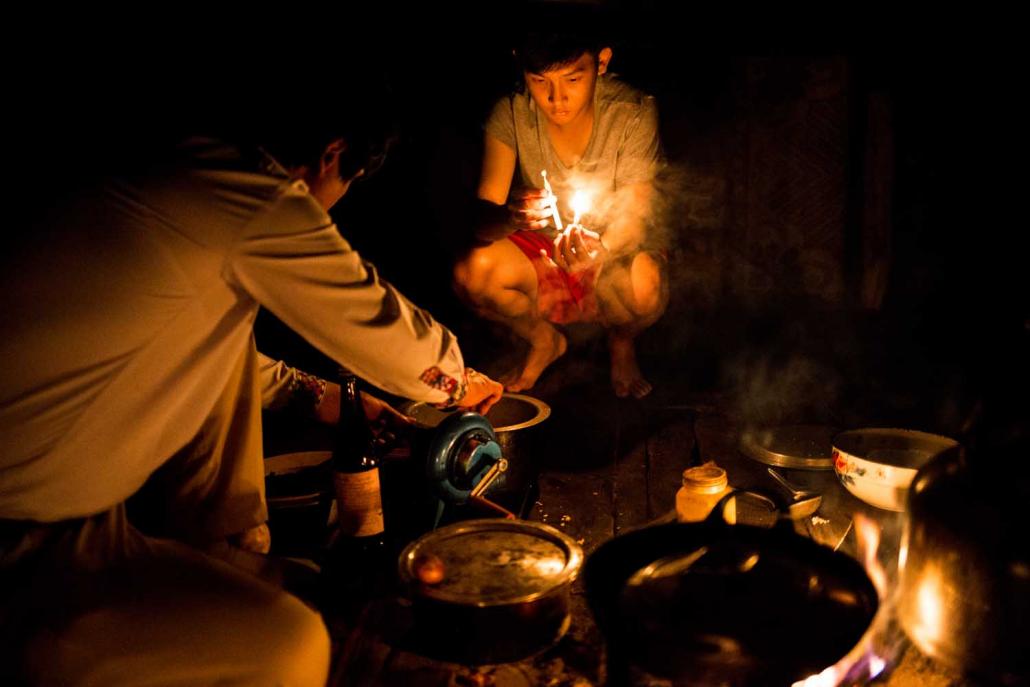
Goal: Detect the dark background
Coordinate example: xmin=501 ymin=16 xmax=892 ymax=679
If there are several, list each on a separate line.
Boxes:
xmin=11 ymin=3 xmax=1025 ymax=453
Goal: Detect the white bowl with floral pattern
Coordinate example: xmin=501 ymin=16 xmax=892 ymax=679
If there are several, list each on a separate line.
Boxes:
xmin=832 ymin=428 xmax=959 ymax=511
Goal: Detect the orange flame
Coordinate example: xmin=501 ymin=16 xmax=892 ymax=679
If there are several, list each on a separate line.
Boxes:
xmin=792 ymin=514 xmax=894 ymax=687
xmin=854 ymin=512 xmax=888 ymax=598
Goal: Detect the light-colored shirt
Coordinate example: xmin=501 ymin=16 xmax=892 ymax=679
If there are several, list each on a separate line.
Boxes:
xmin=0 ymin=138 xmax=465 ymax=521
xmin=485 ymin=75 xmax=662 ymax=226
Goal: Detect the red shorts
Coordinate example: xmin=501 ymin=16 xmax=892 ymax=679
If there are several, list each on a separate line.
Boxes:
xmin=507 ymin=230 xmax=600 ymax=325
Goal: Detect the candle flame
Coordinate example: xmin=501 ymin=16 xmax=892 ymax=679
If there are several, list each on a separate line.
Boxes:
xmin=868 ymin=655 xmax=887 ymax=679
xmin=570 ymin=189 xmax=591 ymax=225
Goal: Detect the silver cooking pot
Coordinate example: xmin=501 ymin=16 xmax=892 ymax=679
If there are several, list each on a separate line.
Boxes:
xmin=400 ymin=393 xmax=550 ymax=519
xmin=401 ymin=392 xmax=551 ymax=456
xmin=398 ymin=518 xmax=582 ymax=664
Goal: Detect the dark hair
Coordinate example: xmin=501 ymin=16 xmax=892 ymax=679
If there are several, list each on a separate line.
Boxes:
xmin=255 ymin=74 xmax=398 ymax=182
xmin=513 ymin=4 xmax=608 ymax=74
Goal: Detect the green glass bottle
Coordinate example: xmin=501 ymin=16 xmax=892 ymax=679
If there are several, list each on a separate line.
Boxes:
xmin=326 ymin=373 xmax=388 ymax=604
xmin=332 ymin=374 xmax=385 ymax=540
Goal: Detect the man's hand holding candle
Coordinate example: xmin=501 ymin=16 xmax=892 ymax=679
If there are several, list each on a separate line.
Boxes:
xmin=548 ymin=188 xmax=604 ymax=272
xmin=506 ymin=188 xmax=554 ymax=231
xmin=552 ymin=223 xmax=606 ymax=272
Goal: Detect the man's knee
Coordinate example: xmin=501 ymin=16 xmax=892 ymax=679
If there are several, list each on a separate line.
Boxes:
xmin=453 ymin=247 xmax=494 ymax=298
xmin=261 ymin=596 xmax=330 ymax=687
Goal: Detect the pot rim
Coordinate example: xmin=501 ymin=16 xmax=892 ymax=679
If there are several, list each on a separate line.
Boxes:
xmin=263 ymin=450 xmax=332 ymax=477
xmin=398 ymin=518 xmax=582 ymax=607
xmin=831 ymin=428 xmax=958 ymax=511
xmin=403 ymin=393 xmax=551 ymax=433
xmin=831 ymin=428 xmax=958 ymax=469
xmin=488 ymin=393 xmax=551 ymax=431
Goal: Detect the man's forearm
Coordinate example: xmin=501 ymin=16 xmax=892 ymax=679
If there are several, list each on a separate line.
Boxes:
xmin=473 ymin=198 xmax=515 ymax=243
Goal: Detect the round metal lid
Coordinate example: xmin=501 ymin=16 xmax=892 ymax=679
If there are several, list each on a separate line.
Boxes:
xmin=398 ymin=519 xmax=582 ymax=606
xmin=739 ymin=424 xmax=838 ymax=470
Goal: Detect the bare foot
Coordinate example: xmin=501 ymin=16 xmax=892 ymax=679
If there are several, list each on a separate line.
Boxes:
xmin=501 ymin=327 xmax=567 ymax=392
xmin=609 ymin=335 xmax=652 ymax=399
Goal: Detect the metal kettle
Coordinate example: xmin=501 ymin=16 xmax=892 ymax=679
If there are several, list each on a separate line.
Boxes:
xmin=897 ymin=444 xmax=1030 ymax=685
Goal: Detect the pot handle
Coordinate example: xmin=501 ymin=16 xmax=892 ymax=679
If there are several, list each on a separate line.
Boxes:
xmin=703 ymin=488 xmax=794 ymax=531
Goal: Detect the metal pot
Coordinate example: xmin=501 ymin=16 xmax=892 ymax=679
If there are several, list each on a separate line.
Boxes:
xmin=584 ymin=492 xmax=879 ymax=686
xmin=403 ymin=392 xmax=550 ymax=453
xmin=400 ymin=393 xmax=550 ymax=518
xmin=397 ymin=518 xmax=582 ymax=664
xmin=263 ymin=451 xmax=334 ymax=557
xmin=898 ymin=445 xmax=1030 ymax=685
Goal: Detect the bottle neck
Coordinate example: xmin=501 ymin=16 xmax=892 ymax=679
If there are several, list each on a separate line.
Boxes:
xmin=334 ymin=374 xmax=378 ymax=470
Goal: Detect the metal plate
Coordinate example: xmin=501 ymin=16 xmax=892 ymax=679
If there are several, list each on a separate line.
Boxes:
xmin=739 ymin=424 xmax=837 ymax=470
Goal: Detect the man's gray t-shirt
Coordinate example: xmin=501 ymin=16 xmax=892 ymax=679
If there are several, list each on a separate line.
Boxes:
xmin=485 ymin=75 xmax=661 ymax=228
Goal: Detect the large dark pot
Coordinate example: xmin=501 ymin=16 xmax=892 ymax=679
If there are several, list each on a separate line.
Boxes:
xmin=898 ymin=445 xmax=1030 ymax=685
xmin=584 ymin=493 xmax=879 ymax=687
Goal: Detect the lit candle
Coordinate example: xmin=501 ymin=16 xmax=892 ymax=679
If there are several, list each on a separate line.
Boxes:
xmin=570 ymin=189 xmax=589 ymax=226
xmin=540 ymin=170 xmax=563 ymax=232
xmin=568 ymin=189 xmax=600 ymax=240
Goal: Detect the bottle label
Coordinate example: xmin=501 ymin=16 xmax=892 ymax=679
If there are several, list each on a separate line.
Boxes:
xmin=333 ymin=469 xmax=385 ymax=536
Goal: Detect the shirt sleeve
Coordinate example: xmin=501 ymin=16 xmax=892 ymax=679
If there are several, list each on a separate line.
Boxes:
xmin=484 ymin=95 xmax=517 ymax=150
xmin=257 ymin=352 xmax=328 ymax=412
xmin=616 ymin=96 xmax=662 ymax=187
xmin=228 ymin=183 xmax=466 ymax=406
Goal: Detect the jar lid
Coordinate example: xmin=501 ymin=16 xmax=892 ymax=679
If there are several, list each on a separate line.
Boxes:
xmin=682 ymin=463 xmax=728 ymax=490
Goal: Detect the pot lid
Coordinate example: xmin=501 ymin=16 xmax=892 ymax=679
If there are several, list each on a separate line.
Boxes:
xmin=398 ymin=519 xmax=582 ymax=606
xmin=739 ymin=424 xmax=837 ymax=470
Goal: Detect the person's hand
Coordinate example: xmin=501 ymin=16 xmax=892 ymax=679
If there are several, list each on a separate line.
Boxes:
xmin=551 ymin=224 xmax=606 ymax=272
xmin=360 ymin=391 xmax=416 ymax=436
xmin=507 ymin=188 xmax=555 ymax=232
xmin=457 ymin=368 xmax=504 ymax=415
xmin=317 ymin=383 xmax=415 ymax=437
